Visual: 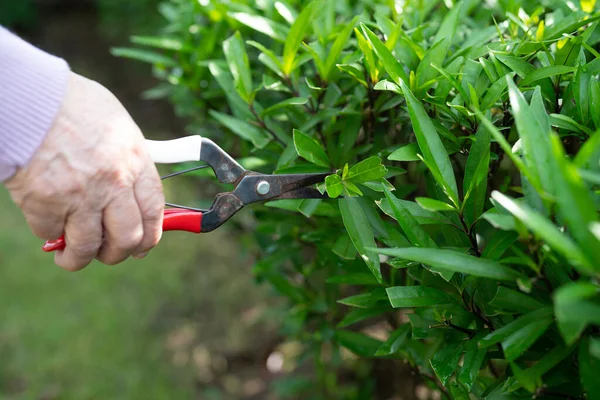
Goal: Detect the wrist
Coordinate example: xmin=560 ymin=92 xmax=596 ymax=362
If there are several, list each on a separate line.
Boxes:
xmin=0 ymin=26 xmax=70 ymax=182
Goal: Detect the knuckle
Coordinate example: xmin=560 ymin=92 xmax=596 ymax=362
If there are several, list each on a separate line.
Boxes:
xmin=56 ymin=257 xmax=90 ymax=272
xmin=98 ymin=166 xmax=135 ymax=189
xmin=116 ymin=227 xmax=144 ymax=251
xmin=70 ymin=240 xmax=102 ymax=259
xmin=141 ymin=195 xmax=165 ymax=221
xmin=97 ymin=255 xmax=124 ymax=266
xmin=30 ymin=224 xmax=62 ymax=240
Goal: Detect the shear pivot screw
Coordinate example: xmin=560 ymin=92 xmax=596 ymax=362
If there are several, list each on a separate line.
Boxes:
xmin=256 ymin=181 xmax=270 ymax=195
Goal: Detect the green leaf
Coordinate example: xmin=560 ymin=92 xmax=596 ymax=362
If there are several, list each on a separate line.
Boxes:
xmin=482 ymin=230 xmax=518 ymax=260
xmin=326 ymin=273 xmax=379 ymax=285
xmin=223 ymin=31 xmax=253 ymax=103
xmin=130 ymin=35 xmax=183 ymax=51
xmin=416 ymin=38 xmax=450 ymax=90
xmin=527 ymin=343 xmax=575 ymax=384
xmin=415 ymin=197 xmax=456 ymax=212
xmin=346 ymin=157 xmax=387 ymax=184
xmin=385 ymin=286 xmax=455 ymax=308
xmin=479 ymin=307 xmax=554 ymax=348
xmin=382 ymin=187 xmax=438 ymax=249
xmin=417 ymin=3 xmax=461 ymax=90
xmin=549 ymin=134 xmax=600 ymax=269
xmin=474 ymin=110 xmax=536 ymax=187
xmin=549 ymin=113 xmax=594 ymax=136
xmin=297 ymin=199 xmax=320 ymax=217
xmin=323 ymin=16 xmax=358 ymax=80
xmin=554 ymin=282 xmax=600 ymax=345
xmin=495 ymin=53 xmax=535 ymax=78
xmin=373 ymin=79 xmax=402 ymax=93
xmin=545 ymin=14 xmax=600 ymax=40
xmin=580 ymin=338 xmax=600 ymax=399
xmin=209 ymin=111 xmax=271 ymax=148
xmin=591 ymin=77 xmax=600 ymax=130
xmin=293 ymin=129 xmax=330 ymax=167
xmin=463 ymin=125 xmax=490 ymax=203
xmin=590 ymin=337 xmax=600 ymax=359
xmin=361 ymin=23 xmax=408 ymax=85
xmin=282 ymin=1 xmax=317 ymax=75
xmin=571 ymin=65 xmax=591 ymax=124
xmin=388 ymin=143 xmax=421 ymax=161
xmin=337 ymin=307 xmax=389 ymax=328
xmin=338 ymin=290 xmax=386 ymax=308
xmin=274 ymin=1 xmax=296 ymax=24
xmin=459 ymin=334 xmax=488 ymax=390
xmin=502 ymin=317 xmax=553 ymax=361
xmin=507 ymin=79 xmax=553 ymax=196
xmin=335 ymin=330 xmax=383 ymax=357
xmin=399 ymin=80 xmax=459 ymax=206
xmin=339 ymin=198 xmax=382 ymax=283
xmin=509 ymin=362 xmax=539 ymax=393
xmin=372 ymin=247 xmax=522 ymax=281
xmin=489 ymin=286 xmax=546 ymax=313
xmin=431 ymin=340 xmax=465 ymax=386
xmin=325 ymin=174 xmax=343 ymax=198
xmin=260 ymin=97 xmax=308 ymax=117
xmin=337 ymin=63 xmax=368 ymax=87
xmin=481 ymin=72 xmax=515 ymax=110
xmin=519 ymin=65 xmax=576 ymax=87
xmin=436 ymin=56 xmax=464 ymax=101
xmin=375 ymin=324 xmax=410 ymax=356
xmin=431 ymin=63 xmax=469 ymax=102
xmin=355 ymin=28 xmax=378 ymax=83
xmin=332 ymin=233 xmax=356 ymax=259
xmin=449 ymin=382 xmax=470 ymax=400
xmin=434 ymin=1 xmax=461 ymax=44
xmin=207 ymin=62 xmax=252 ymax=119
xmin=110 ymin=47 xmax=176 ymax=66
xmin=343 ymin=181 xmax=363 ymax=196
xmin=574 ymin=128 xmax=600 ymax=169
xmin=377 ymin=198 xmax=450 ymax=225
xmin=491 ymin=191 xmax=591 ymax=272
xmin=228 ymin=12 xmax=287 ymax=42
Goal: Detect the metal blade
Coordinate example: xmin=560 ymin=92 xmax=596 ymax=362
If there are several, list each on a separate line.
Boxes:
xmin=234 ymin=173 xmax=329 ymax=205
xmin=270 ymin=187 xmax=328 ymax=200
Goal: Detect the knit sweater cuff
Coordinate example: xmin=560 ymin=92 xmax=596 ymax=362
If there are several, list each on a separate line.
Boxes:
xmin=0 ymin=26 xmax=70 ymax=182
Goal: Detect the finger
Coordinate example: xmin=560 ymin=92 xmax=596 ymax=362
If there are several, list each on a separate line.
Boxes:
xmin=95 ymin=190 xmax=144 ymax=265
xmin=132 ymin=162 xmax=164 ymax=258
xmin=11 ymin=188 xmax=67 ymax=240
xmin=54 ymin=210 xmax=103 ymax=271
xmin=24 ymin=205 xmax=66 ymax=240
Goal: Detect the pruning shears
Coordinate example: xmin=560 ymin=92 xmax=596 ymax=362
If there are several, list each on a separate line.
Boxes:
xmin=42 ymin=135 xmax=328 ymax=252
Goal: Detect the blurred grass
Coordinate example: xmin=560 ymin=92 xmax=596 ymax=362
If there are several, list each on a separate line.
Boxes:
xmin=0 ymin=182 xmax=271 ymax=399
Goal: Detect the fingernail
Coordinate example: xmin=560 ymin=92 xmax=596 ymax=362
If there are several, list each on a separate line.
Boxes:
xmin=133 ymin=251 xmax=148 ymax=259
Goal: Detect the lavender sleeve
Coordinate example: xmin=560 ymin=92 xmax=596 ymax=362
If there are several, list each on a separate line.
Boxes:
xmin=0 ymin=26 xmax=70 ymax=182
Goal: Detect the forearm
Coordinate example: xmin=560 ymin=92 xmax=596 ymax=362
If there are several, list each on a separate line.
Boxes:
xmin=0 ymin=26 xmax=70 ymax=181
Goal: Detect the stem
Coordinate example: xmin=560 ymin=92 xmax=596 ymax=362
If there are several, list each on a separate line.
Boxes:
xmin=459 ymin=213 xmax=481 ymax=257
xmin=447 ymin=322 xmax=476 ymax=337
xmin=420 ymin=370 xmax=451 ymax=399
xmin=249 ymin=104 xmax=286 ymax=147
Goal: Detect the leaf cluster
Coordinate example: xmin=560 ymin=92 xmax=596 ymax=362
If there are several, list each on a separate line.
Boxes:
xmin=116 ymin=0 xmax=600 ymax=398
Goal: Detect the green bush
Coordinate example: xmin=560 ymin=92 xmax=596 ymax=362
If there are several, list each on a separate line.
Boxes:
xmin=117 ymin=0 xmax=600 ymax=398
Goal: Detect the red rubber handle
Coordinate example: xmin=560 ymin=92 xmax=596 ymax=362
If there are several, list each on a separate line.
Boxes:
xmin=42 ymin=209 xmax=203 ymax=252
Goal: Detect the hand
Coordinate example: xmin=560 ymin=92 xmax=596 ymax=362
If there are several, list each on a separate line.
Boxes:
xmin=5 ymin=72 xmax=165 ymax=271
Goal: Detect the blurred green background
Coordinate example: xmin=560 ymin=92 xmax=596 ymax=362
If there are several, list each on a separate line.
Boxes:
xmin=0 ymin=1 xmax=283 ymax=399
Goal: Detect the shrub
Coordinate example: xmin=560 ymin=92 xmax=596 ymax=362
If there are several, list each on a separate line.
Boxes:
xmin=116 ymin=0 xmax=600 ymax=398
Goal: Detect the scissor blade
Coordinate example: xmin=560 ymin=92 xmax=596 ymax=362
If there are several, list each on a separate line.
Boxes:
xmin=277 ymin=173 xmax=329 ymax=194
xmin=270 ymin=187 xmax=328 ymax=200
xmin=234 ymin=173 xmax=329 ymax=205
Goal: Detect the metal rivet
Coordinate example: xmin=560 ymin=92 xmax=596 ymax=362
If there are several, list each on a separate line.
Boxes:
xmin=256 ymin=181 xmax=270 ymax=195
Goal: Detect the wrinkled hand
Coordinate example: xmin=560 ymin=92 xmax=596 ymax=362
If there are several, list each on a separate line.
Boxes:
xmin=5 ymin=72 xmax=164 ymax=271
